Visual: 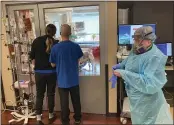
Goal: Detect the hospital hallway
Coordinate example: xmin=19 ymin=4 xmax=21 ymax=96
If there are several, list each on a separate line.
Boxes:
xmin=1 ymin=108 xmax=173 ymax=125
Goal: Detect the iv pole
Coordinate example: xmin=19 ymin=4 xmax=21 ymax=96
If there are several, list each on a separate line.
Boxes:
xmin=4 ymin=13 xmax=36 ymax=125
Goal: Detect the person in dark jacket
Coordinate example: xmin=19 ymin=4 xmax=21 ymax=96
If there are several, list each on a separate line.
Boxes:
xmin=30 ymin=24 xmax=58 ymax=125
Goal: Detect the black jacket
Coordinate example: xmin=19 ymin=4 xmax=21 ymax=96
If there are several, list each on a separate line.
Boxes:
xmin=30 ymin=35 xmax=58 ymax=70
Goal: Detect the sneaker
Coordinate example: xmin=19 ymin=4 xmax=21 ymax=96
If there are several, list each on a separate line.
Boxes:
xmin=37 ymin=121 xmax=44 ymax=125
xmin=74 ymin=121 xmax=81 ymax=125
xmin=48 ymin=113 xmax=57 ymax=124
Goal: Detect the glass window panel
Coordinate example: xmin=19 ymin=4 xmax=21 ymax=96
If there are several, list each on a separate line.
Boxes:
xmin=45 ymin=6 xmax=100 ymax=76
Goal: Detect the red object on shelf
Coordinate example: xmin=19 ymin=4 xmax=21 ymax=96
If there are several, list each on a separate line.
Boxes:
xmin=92 ymin=46 xmax=100 ymax=58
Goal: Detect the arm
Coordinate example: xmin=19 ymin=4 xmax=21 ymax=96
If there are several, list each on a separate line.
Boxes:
xmin=32 ymin=59 xmax=35 ymax=65
xmin=77 ymin=45 xmax=83 ymax=60
xmin=78 ymin=59 xmax=81 ymax=64
xmin=114 ymin=51 xmax=133 ymax=70
xmin=119 ymin=57 xmax=129 ymax=69
xmin=51 ymin=63 xmax=56 ymax=67
xmin=112 ymin=56 xmax=129 ymax=70
xmin=49 ymin=47 xmax=56 ymax=67
xmin=116 ymin=55 xmax=167 ymax=94
xmin=76 ymin=45 xmax=83 ymax=67
xmin=119 ymin=50 xmax=133 ymax=69
xmin=77 ymin=45 xmax=83 ymax=66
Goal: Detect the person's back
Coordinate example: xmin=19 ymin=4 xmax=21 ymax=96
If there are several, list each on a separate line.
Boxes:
xmin=31 ymin=35 xmax=57 ymax=71
xmin=51 ymin=40 xmax=82 ymax=88
xmin=50 ymin=24 xmax=83 ymax=125
xmin=30 ymin=24 xmax=58 ymax=125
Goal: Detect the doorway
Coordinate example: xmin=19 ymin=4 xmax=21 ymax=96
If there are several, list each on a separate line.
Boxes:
xmin=7 ymin=2 xmax=106 ymax=114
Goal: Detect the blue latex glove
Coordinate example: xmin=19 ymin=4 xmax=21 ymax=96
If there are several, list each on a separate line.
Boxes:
xmin=112 ymin=63 xmax=121 ymax=70
xmin=109 ymin=74 xmax=117 ymax=88
xmin=109 ymin=64 xmax=120 ymax=88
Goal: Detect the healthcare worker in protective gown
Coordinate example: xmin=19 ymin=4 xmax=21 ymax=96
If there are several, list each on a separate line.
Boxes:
xmin=114 ymin=26 xmax=173 ymax=124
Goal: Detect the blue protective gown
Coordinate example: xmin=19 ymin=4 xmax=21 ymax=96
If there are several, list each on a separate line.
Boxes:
xmin=116 ymin=45 xmax=173 ymax=124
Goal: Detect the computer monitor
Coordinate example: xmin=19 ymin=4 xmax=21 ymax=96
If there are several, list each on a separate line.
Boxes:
xmin=155 ymin=43 xmax=172 ymax=56
xmin=118 ymin=24 xmax=156 ymax=45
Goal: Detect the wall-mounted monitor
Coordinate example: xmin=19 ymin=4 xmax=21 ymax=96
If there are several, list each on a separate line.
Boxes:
xmin=118 ymin=24 xmax=156 ymax=45
xmin=155 ymin=43 xmax=172 ymax=56
xmin=75 ymin=22 xmax=85 ymax=30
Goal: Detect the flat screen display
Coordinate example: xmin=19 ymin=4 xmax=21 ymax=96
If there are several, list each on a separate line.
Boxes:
xmin=156 ymin=43 xmax=172 ymax=56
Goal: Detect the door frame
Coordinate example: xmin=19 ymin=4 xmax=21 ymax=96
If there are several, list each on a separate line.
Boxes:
xmin=38 ymin=2 xmax=107 ymax=114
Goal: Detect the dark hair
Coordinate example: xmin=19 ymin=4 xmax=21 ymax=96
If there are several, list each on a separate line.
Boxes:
xmin=45 ymin=24 xmax=56 ymax=53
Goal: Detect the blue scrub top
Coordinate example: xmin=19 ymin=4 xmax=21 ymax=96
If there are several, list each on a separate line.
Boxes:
xmin=50 ymin=40 xmax=83 ymax=88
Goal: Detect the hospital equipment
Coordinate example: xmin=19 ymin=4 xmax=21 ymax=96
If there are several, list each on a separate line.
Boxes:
xmin=155 ymin=43 xmax=173 ymax=70
xmin=156 ymin=43 xmax=172 ymax=56
xmin=8 ymin=41 xmax=36 ymax=125
xmin=2 ymin=14 xmax=36 ymax=125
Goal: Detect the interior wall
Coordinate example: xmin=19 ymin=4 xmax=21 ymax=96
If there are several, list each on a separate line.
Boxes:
xmin=1 ymin=17 xmax=17 ymax=106
xmin=133 ymin=1 xmax=174 ymax=42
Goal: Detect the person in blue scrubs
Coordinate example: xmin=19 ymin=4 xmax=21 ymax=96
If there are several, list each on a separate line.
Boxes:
xmin=114 ymin=26 xmax=173 ymax=124
xmin=30 ymin=24 xmax=58 ymax=125
xmin=50 ymin=24 xmax=83 ymax=125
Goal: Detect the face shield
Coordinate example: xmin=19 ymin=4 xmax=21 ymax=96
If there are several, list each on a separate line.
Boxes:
xmin=132 ymin=35 xmax=143 ymax=45
xmin=132 ymin=26 xmax=157 ymax=54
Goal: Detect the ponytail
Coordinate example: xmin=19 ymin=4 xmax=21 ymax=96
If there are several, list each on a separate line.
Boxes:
xmin=46 ymin=37 xmax=53 ymax=54
xmin=45 ymin=24 xmax=56 ymax=54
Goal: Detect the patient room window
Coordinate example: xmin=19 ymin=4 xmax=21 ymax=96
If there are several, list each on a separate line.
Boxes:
xmin=45 ymin=6 xmax=100 ymax=76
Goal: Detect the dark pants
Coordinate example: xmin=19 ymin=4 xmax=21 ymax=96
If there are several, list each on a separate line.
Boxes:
xmin=59 ymin=85 xmax=81 ymax=124
xmin=35 ymin=72 xmax=57 ymax=115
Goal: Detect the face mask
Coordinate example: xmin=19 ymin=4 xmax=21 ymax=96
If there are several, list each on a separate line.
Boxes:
xmin=133 ymin=40 xmax=148 ymax=54
xmin=134 ymin=45 xmax=147 ymax=54
xmin=134 ymin=40 xmax=153 ymax=54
